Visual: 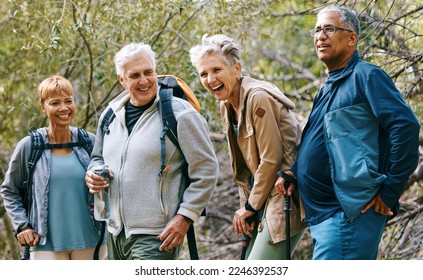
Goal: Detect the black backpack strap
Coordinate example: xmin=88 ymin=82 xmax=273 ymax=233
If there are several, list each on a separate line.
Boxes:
xmin=158 ymin=87 xmax=179 ymax=176
xmin=19 ymin=127 xmax=44 ymax=260
xmin=39 ymin=128 xmax=94 ymax=155
xmin=43 ymin=142 xmax=84 ymax=149
xmin=93 ymin=221 xmax=106 ymax=260
xmin=159 ymin=87 xmax=179 ymax=147
xmin=77 ymin=128 xmax=93 ymax=156
xmin=186 ymin=225 xmax=199 ymax=260
xmin=24 ymin=128 xmax=44 ymax=212
xmin=27 ymin=128 xmax=44 ymax=172
xmin=101 ymin=108 xmax=115 ymax=135
xmin=157 ymin=84 xmax=200 ymax=260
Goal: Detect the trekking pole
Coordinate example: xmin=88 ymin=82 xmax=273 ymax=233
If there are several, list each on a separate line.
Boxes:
xmin=240 ymin=235 xmax=249 ymax=260
xmin=240 ymin=215 xmax=254 ymax=260
xmin=21 ymin=245 xmax=30 ymax=260
xmin=283 ymin=183 xmax=291 ymax=260
xmin=277 ymin=171 xmax=297 ymax=260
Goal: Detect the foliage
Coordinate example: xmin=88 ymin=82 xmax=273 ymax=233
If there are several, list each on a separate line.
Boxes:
xmin=1 ymin=0 xmax=421 ymax=146
xmin=0 ymin=0 xmax=422 ymax=259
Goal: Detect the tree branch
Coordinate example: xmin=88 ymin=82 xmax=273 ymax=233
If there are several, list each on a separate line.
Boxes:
xmin=72 ymin=1 xmax=94 ymax=128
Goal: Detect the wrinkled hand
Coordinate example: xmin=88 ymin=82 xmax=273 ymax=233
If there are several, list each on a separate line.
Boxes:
xmin=232 ymin=207 xmax=256 ymax=238
xmin=17 ymin=227 xmax=39 ymax=247
xmin=157 ymin=214 xmax=191 ymax=251
xmin=85 ymin=170 xmax=113 ymax=194
xmin=274 ymin=171 xmax=296 ymax=196
xmin=361 ymin=194 xmax=393 ymax=216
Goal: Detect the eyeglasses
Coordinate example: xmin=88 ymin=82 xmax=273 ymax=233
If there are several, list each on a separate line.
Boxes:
xmin=309 ymin=26 xmax=354 ymax=37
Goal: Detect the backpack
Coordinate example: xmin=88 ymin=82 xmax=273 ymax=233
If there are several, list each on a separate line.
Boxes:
xmin=20 ymin=127 xmax=105 ymax=260
xmin=100 ymin=75 xmax=203 ymax=259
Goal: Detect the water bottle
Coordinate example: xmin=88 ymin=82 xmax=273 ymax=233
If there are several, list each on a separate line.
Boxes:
xmin=93 ymin=165 xmax=110 ymax=220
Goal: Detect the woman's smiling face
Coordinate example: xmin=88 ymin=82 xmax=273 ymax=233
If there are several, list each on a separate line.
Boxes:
xmin=41 ymin=92 xmax=75 ymax=128
xmin=197 ymin=53 xmax=241 ymax=103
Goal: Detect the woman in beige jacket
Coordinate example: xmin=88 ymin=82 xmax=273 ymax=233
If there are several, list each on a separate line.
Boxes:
xmin=189 ymin=34 xmax=306 ymax=259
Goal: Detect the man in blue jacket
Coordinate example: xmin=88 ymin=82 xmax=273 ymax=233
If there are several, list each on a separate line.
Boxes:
xmin=275 ymin=6 xmax=420 ymax=259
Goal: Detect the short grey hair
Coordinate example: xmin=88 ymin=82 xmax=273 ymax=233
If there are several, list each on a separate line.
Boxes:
xmin=318 ymin=6 xmax=360 ymax=36
xmin=189 ymin=34 xmax=241 ymax=71
xmin=113 ymin=43 xmax=156 ymax=76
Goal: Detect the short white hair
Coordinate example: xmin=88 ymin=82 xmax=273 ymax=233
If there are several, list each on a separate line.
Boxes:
xmin=113 ymin=43 xmax=156 ymax=76
xmin=189 ymin=34 xmax=241 ymax=71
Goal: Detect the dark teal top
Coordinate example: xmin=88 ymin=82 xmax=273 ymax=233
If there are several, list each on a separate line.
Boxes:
xmin=294 ymin=69 xmax=343 ymax=226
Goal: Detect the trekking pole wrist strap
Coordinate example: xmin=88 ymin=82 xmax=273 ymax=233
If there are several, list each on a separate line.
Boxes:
xmin=245 ymin=201 xmax=257 ymax=213
xmin=183 ymin=216 xmax=194 ymax=224
xmin=277 ymin=171 xmax=297 ymax=187
xmin=277 ymin=171 xmax=300 ymax=209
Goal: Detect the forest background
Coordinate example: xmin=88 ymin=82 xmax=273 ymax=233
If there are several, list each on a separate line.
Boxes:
xmin=0 ymin=0 xmax=422 ymax=260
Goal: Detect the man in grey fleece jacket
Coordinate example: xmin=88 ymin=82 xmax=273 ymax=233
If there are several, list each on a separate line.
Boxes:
xmin=85 ymin=43 xmax=219 ymax=260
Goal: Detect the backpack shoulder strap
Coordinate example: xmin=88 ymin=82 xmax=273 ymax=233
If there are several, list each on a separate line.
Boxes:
xmin=101 ymin=108 xmax=115 ymax=135
xmin=18 ymin=127 xmax=45 ymax=260
xmin=40 ymin=128 xmax=93 ymax=153
xmin=21 ymin=128 xmax=44 ymax=225
xmin=27 ymin=127 xmax=45 ymax=174
xmin=159 ymin=87 xmax=179 ymax=147
xmin=77 ymin=128 xmax=93 ymax=155
xmin=158 ymin=87 xmax=178 ymax=176
xmin=157 ymin=83 xmax=201 ymax=260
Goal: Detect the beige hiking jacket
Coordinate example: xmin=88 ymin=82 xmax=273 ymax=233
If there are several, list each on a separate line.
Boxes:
xmin=221 ymin=76 xmax=306 ymax=243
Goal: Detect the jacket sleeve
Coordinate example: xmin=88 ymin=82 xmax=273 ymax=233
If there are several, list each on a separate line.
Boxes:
xmin=364 ymin=67 xmax=420 ymax=207
xmin=0 ymin=137 xmax=31 ymax=231
xmin=175 ymin=111 xmax=219 ymax=222
xmin=88 ymin=111 xmax=108 ymax=171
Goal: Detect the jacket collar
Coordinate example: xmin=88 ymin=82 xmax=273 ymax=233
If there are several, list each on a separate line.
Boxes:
xmin=108 ymin=89 xmax=160 ymax=122
xmin=223 ymin=76 xmax=295 ymax=135
xmin=333 ymin=50 xmax=360 ymax=80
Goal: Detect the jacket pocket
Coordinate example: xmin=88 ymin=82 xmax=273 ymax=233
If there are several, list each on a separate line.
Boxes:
xmin=264 ymin=186 xmax=305 ymax=243
xmin=324 ymin=103 xmax=386 ymax=221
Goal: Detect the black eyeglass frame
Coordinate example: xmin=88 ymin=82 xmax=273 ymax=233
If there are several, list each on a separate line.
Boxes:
xmin=309 ymin=26 xmax=354 ymax=37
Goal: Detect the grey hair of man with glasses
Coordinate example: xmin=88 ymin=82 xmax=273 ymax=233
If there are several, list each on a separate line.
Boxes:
xmin=310 ymin=6 xmax=360 ymax=39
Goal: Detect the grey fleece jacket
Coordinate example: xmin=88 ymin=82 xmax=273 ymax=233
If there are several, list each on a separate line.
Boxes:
xmin=89 ymin=90 xmax=219 ymax=238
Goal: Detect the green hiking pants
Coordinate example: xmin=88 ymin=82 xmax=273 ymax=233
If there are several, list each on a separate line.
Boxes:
xmin=246 ymin=218 xmax=306 ymax=260
xmin=107 ymin=230 xmax=181 ymax=260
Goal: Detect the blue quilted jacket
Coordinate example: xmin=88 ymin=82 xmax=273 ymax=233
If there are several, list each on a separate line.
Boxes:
xmin=322 ymin=51 xmax=420 ymax=221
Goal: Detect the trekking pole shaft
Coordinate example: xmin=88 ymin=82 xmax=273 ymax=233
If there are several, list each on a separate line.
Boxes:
xmin=240 ymin=235 xmax=249 ymax=260
xmin=240 ymin=215 xmax=254 ymax=260
xmin=278 ymin=171 xmax=296 ymax=260
xmin=284 ymin=196 xmax=291 ymax=260
xmin=21 ymin=245 xmax=30 ymax=260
